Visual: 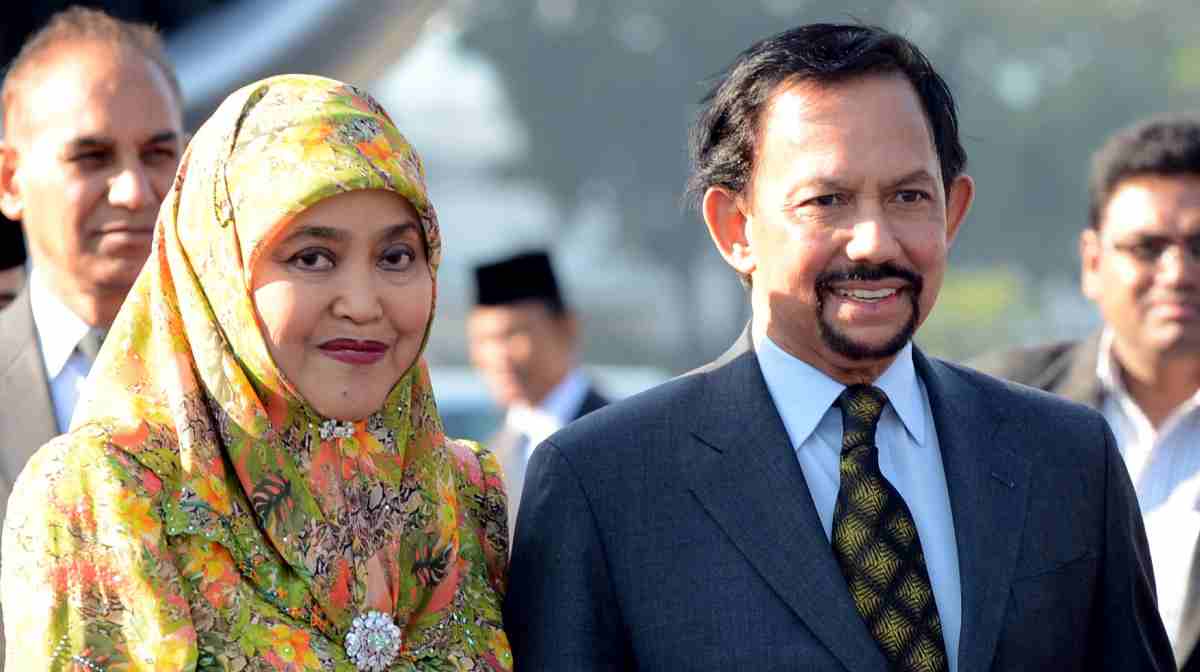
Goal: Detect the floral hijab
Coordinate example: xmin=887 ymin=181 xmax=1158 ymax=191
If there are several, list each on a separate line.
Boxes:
xmin=3 ymin=75 xmax=510 ymax=670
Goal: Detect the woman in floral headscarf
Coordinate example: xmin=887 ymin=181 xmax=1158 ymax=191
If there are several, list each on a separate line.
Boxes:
xmin=1 ymin=75 xmax=511 ymax=671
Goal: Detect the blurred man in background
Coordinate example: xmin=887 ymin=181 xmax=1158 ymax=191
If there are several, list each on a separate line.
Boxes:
xmin=974 ymin=115 xmax=1200 ymax=671
xmin=0 ymin=218 xmax=25 ymax=309
xmin=468 ymin=249 xmax=607 ymax=534
xmin=0 ymin=7 xmax=183 ymax=529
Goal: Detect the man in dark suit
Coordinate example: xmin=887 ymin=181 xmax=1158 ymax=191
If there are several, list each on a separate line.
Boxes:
xmin=974 ymin=115 xmax=1200 ymax=671
xmin=0 ymin=7 xmax=184 ymax=525
xmin=468 ymin=250 xmax=608 ymax=536
xmin=504 ymin=23 xmax=1174 ymax=671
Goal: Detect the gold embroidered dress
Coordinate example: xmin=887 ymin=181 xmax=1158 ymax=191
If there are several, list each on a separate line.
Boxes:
xmin=1 ymin=75 xmax=512 ymax=671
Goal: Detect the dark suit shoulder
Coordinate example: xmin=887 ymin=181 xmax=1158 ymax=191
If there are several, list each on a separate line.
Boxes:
xmin=0 ymin=287 xmax=39 ymax=376
xmin=546 ymin=364 xmax=710 ymax=464
xmin=966 ymin=340 xmax=1081 ymax=387
xmin=929 ymin=356 xmax=1113 ymax=465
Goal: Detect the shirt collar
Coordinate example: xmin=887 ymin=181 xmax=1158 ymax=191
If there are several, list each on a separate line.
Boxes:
xmin=1095 ymin=328 xmax=1122 ymax=396
xmin=1095 ymin=327 xmax=1200 ymax=426
xmin=28 ymin=266 xmax=91 ymax=380
xmin=505 ymin=367 xmax=590 ymax=437
xmin=754 ymin=333 xmax=925 ymax=448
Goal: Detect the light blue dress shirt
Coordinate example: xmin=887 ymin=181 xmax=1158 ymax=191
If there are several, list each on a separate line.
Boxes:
xmin=29 ymin=267 xmax=95 ymax=433
xmin=754 ymin=333 xmax=962 ymax=672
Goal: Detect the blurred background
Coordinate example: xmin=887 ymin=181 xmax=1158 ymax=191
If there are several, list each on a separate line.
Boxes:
xmin=5 ymin=0 xmax=1200 ymax=432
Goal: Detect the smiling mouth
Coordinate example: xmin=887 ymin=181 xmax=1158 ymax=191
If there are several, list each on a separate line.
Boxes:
xmin=319 ymin=339 xmax=389 ymax=364
xmin=833 ymin=287 xmax=900 ymax=302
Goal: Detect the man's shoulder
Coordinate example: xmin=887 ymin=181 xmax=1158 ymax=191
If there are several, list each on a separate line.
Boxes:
xmin=967 ymin=340 xmax=1081 ymax=382
xmin=0 ymin=286 xmax=42 ymax=380
xmin=546 ymin=357 xmax=726 ymax=461
xmin=964 ymin=334 xmax=1101 ymax=397
xmin=924 ymin=354 xmax=1113 ymax=462
xmin=931 ymin=353 xmax=1092 ymax=411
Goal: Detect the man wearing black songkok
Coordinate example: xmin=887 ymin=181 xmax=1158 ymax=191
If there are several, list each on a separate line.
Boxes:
xmin=468 ymin=250 xmax=607 ymax=537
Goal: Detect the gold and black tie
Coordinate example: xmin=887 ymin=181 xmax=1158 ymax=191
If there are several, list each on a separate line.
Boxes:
xmin=831 ymin=385 xmax=948 ymax=672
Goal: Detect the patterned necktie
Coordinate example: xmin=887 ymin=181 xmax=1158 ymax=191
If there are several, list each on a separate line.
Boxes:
xmin=76 ymin=328 xmax=106 ymax=362
xmin=831 ymin=385 xmax=948 ymax=672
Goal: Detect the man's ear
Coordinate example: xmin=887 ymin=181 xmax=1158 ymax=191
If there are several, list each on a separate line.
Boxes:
xmin=943 ymin=173 xmax=975 ymax=246
xmin=702 ymin=186 xmax=755 ymax=277
xmin=0 ymin=141 xmax=23 ymax=221
xmin=1079 ymin=227 xmax=1102 ymax=301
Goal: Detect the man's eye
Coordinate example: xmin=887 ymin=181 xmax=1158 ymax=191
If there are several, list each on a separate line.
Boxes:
xmin=70 ymin=152 xmax=110 ymax=167
xmin=807 ymin=194 xmax=845 ymax=207
xmin=894 ymin=190 xmax=930 ymax=204
xmin=143 ymin=147 xmax=178 ymax=164
xmin=1131 ymin=241 xmax=1166 ymax=260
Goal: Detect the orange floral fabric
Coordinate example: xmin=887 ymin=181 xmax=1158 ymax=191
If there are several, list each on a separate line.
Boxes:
xmin=1 ymin=75 xmax=511 ymax=671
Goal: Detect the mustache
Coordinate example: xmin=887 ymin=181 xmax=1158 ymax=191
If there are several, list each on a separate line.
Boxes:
xmin=815 ymin=262 xmax=923 ymax=294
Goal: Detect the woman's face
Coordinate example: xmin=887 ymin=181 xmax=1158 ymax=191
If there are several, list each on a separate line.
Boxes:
xmin=251 ymin=188 xmax=433 ymax=420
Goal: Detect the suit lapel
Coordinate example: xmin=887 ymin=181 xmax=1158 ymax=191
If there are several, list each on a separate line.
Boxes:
xmin=684 ymin=342 xmax=888 ymax=672
xmin=0 ymin=288 xmax=58 ymax=495
xmin=1052 ymin=332 xmax=1105 ymax=409
xmin=573 ymin=386 xmax=607 ymax=420
xmin=915 ymin=352 xmax=1032 ymax=672
xmin=1175 ymin=547 xmax=1200 ymax=668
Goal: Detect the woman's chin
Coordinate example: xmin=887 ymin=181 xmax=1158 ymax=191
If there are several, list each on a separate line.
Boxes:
xmin=309 ymin=396 xmax=386 ymax=423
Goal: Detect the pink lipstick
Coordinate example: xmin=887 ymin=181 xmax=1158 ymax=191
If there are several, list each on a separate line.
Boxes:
xmin=318 ymin=338 xmax=389 ymax=365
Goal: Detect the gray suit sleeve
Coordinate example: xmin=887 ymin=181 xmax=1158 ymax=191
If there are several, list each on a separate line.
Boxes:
xmin=502 ymin=440 xmax=633 ymax=671
xmin=1089 ymin=420 xmax=1176 ymax=670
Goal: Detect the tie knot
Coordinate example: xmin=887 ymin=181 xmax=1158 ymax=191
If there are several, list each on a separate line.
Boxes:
xmin=837 ymin=385 xmax=888 ymax=448
xmin=77 ymin=328 xmax=106 ymax=361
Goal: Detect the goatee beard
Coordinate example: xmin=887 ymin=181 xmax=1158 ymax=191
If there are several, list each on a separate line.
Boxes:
xmin=815 ymin=262 xmax=923 ymax=361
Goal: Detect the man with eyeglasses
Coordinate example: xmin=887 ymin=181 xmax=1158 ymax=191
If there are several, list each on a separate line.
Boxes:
xmin=974 ymin=114 xmax=1200 ymax=672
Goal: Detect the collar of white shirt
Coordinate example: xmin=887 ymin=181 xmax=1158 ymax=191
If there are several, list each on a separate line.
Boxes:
xmin=1095 ymin=327 xmax=1200 ymax=437
xmin=29 ymin=266 xmax=91 ymax=380
xmin=504 ymin=367 xmax=590 ymax=445
xmin=752 ymin=332 xmax=925 ymax=449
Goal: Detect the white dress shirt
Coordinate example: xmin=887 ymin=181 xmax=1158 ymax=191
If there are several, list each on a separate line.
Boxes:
xmin=29 ymin=268 xmax=96 ymax=433
xmin=1096 ymin=329 xmax=1200 ymax=646
xmin=754 ymin=333 xmax=962 ymax=671
xmin=504 ymin=367 xmax=590 ymax=456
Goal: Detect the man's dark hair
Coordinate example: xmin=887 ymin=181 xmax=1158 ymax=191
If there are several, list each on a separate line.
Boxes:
xmin=1088 ymin=115 xmax=1200 ymax=230
xmin=686 ymin=23 xmax=966 ymax=213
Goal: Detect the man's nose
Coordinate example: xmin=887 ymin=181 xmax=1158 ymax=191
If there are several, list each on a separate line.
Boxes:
xmin=844 ymin=211 xmax=902 ymax=263
xmin=107 ymin=163 xmax=154 ymax=210
xmin=1156 ymin=242 xmax=1200 ymax=287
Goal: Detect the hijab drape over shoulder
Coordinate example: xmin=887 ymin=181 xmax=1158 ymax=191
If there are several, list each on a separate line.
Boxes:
xmin=2 ymin=75 xmax=511 ymax=671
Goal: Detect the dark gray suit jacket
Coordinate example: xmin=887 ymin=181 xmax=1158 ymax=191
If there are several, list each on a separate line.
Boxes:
xmin=973 ymin=332 xmax=1200 ymax=672
xmin=0 ymin=286 xmax=58 ymax=667
xmin=969 ymin=333 xmax=1105 ymax=409
xmin=504 ymin=334 xmax=1174 ymax=671
xmin=0 ymin=286 xmax=57 ymax=514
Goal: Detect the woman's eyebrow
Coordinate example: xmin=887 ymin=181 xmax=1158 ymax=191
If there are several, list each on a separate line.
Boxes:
xmin=282 ymin=225 xmax=347 ymax=243
xmin=378 ymin=222 xmax=422 ymax=242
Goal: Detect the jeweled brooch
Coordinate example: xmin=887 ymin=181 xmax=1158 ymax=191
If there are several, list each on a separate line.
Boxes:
xmin=345 ymin=610 xmax=401 ymax=671
xmin=320 ymin=419 xmax=355 ymax=441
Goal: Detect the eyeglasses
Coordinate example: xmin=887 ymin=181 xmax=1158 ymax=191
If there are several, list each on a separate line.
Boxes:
xmin=1106 ymin=234 xmax=1200 ymax=264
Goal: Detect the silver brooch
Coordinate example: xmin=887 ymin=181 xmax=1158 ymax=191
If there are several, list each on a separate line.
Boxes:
xmin=345 ymin=610 xmax=401 ymax=671
xmin=319 ymin=419 xmax=355 ymax=440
